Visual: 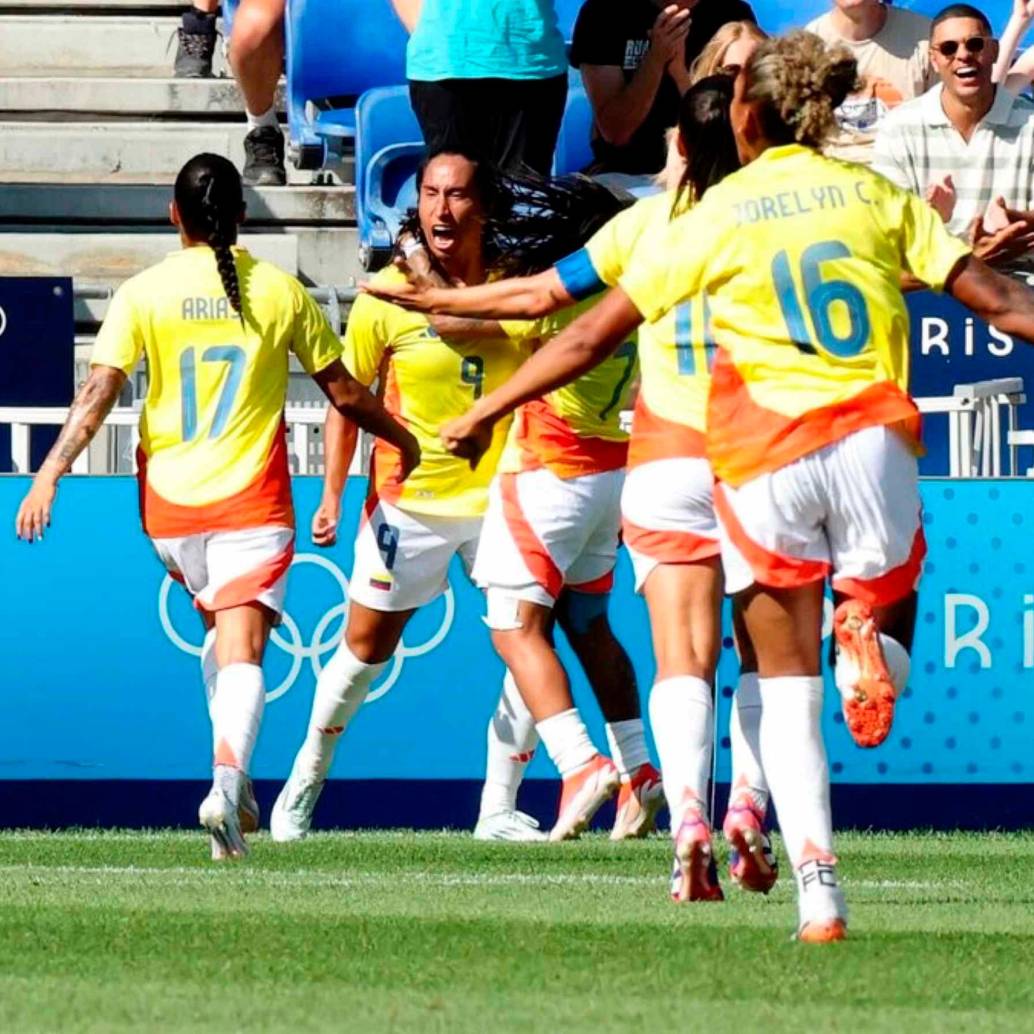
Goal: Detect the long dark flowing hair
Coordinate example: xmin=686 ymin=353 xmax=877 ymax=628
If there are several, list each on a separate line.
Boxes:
xmin=395 ymin=150 xmax=632 ymax=279
xmin=174 ymin=153 xmax=245 ymax=325
xmin=671 ymin=74 xmax=742 ymax=217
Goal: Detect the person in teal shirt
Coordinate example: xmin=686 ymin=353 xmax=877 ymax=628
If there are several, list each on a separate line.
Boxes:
xmin=392 ymin=0 xmax=571 ymax=173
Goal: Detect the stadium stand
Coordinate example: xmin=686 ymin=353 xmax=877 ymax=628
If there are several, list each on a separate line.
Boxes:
xmin=285 ymin=0 xmax=407 ymax=169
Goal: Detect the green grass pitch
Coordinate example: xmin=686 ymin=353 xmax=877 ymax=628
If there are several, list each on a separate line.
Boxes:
xmin=0 ymin=830 xmax=1031 ymax=1033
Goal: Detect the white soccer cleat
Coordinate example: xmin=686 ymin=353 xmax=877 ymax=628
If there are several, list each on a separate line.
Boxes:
xmin=270 ymin=772 xmax=326 ymax=842
xmin=239 ymin=776 xmax=260 ymax=834
xmin=549 ymin=754 xmax=620 ymax=842
xmin=199 ymin=788 xmax=248 ymax=861
xmin=474 ymin=809 xmax=548 ymax=842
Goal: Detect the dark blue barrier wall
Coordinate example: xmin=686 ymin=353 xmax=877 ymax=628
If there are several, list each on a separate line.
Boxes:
xmin=1 ymin=475 xmax=1032 ymax=831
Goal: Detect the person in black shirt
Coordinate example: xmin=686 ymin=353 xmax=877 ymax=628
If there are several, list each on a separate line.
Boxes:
xmin=570 ymin=0 xmax=757 ymax=174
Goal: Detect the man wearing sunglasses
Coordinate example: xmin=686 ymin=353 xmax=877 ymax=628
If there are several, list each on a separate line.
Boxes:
xmin=874 ymin=4 xmax=1034 ymax=276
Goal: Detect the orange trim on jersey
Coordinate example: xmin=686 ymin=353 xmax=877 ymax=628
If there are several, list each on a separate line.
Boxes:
xmin=138 ymin=421 xmax=295 ymax=538
xmin=516 ymin=399 xmax=628 ymax=479
xmin=833 ymin=524 xmax=926 ymax=607
xmin=627 ymin=396 xmax=707 ymax=469
xmin=707 ymin=350 xmax=922 ymax=487
xmin=201 ymin=537 xmax=295 ymax=613
xmin=621 ymin=518 xmax=721 ymax=565
xmin=568 ymin=570 xmax=615 ymax=595
xmin=713 ymin=481 xmax=831 ymax=589
xmin=499 ymin=473 xmax=564 ymax=599
xmin=372 ymin=363 xmax=406 ymax=505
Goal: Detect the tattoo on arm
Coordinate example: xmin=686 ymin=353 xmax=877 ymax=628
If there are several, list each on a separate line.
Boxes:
xmin=42 ymin=366 xmax=126 ymax=476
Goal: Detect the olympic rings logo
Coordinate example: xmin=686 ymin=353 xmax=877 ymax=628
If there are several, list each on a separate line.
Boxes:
xmin=157 ymin=552 xmax=455 ymax=704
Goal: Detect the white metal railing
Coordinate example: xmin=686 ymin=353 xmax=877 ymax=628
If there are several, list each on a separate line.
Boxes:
xmin=0 ymin=405 xmax=370 ymax=477
xmin=915 ymin=377 xmax=1025 ymax=478
xmin=0 ymin=378 xmax=1027 ymax=479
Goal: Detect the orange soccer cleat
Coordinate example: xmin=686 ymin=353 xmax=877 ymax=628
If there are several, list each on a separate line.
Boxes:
xmin=611 ymin=763 xmax=664 ymax=841
xmin=834 ymin=598 xmax=898 ymax=748
xmin=797 ymin=917 xmax=848 ymax=944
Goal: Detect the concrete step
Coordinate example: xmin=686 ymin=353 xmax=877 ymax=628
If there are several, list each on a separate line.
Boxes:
xmin=0 ymin=76 xmax=286 ymax=117
xmin=0 ymin=231 xmax=299 ymax=280
xmin=0 ymin=182 xmax=356 ymax=226
xmin=0 ymin=15 xmax=228 ymax=77
xmin=0 ymin=226 xmax=361 ymax=287
xmin=1 ymin=0 xmax=184 ymax=10
xmin=0 ymin=121 xmax=353 ymax=184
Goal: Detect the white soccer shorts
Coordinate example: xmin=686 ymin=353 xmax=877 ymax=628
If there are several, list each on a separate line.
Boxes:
xmin=472 ymin=467 xmax=623 ymax=610
xmin=349 ymin=497 xmax=482 ymax=612
xmin=152 ymin=524 xmax=295 ymax=618
xmin=620 ymin=456 xmax=722 ymax=591
xmin=714 ymin=424 xmax=925 ymax=605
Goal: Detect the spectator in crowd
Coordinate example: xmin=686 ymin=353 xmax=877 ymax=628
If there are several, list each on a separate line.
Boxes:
xmin=230 ymin=0 xmax=288 ymax=186
xmin=873 ymin=3 xmax=1034 ymax=276
xmin=395 ymin=0 xmax=569 ymax=175
xmin=994 ymin=0 xmax=1034 ymax=91
xmin=570 ymin=0 xmax=756 ymax=175
xmin=175 ymin=0 xmax=219 ymax=78
xmin=806 ymin=0 xmax=935 ymax=164
xmin=173 ymin=0 xmax=287 ymax=185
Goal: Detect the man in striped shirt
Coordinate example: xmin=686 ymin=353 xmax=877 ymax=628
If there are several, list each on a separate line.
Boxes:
xmin=873 ymin=3 xmax=1034 ymax=278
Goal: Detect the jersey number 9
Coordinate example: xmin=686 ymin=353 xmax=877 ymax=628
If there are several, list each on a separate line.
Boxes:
xmin=179 ymin=345 xmax=246 ymax=442
xmin=772 ymin=241 xmax=871 ymax=358
xmin=460 ymin=355 xmax=485 ymax=399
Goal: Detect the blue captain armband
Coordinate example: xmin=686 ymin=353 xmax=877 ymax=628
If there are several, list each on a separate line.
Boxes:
xmin=555 ymin=248 xmax=606 ymax=302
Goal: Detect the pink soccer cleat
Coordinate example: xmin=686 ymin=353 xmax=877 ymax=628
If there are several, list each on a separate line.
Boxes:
xmin=549 ymin=754 xmax=620 ymax=841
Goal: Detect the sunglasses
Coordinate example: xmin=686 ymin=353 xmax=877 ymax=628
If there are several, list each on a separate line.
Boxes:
xmin=933 ymin=35 xmax=991 ymax=58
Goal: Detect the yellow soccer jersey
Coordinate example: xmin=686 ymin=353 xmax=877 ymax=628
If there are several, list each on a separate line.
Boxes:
xmin=555 ymin=189 xmax=713 ymax=441
xmin=498 ymin=296 xmax=635 ymax=478
xmin=345 ymin=268 xmax=533 ymax=516
xmin=91 ymin=246 xmax=342 ymax=536
xmin=620 ymin=144 xmax=971 ymax=485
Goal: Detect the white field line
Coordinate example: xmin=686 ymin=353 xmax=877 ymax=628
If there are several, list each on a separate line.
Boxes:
xmin=0 ymin=864 xmax=963 ymax=893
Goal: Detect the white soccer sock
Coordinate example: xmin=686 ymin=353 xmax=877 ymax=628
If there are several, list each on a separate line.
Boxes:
xmin=200 ymin=628 xmax=218 ymax=718
xmin=535 ymin=708 xmax=596 ymax=776
xmin=295 ymin=642 xmax=386 ymax=780
xmin=480 ymin=672 xmax=539 ymax=817
xmin=729 ymin=672 xmax=769 ymax=812
xmin=758 ymin=675 xmax=833 ymax=869
xmin=648 ymin=676 xmax=713 ymax=831
xmin=835 ymin=633 xmax=911 ymax=698
xmin=245 ymin=105 xmax=279 ymax=131
xmin=211 ymin=662 xmax=266 ymax=805
xmin=604 ymin=719 xmax=650 ymax=778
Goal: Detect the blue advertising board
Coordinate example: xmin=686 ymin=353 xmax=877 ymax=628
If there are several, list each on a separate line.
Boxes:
xmin=1 ymin=475 xmax=1032 ymax=831
xmin=0 ymin=277 xmax=74 ymax=472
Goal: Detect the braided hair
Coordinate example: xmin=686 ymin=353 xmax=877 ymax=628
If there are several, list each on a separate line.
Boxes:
xmin=173 ymin=153 xmax=246 ymax=325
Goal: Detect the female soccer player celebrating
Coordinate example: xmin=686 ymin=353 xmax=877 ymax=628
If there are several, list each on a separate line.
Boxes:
xmin=15 ymin=153 xmax=418 ymax=861
xmin=367 ymin=76 xmax=774 ymax=899
xmin=270 ymin=152 xmax=548 ymax=840
xmin=435 ymin=31 xmax=1034 ymax=940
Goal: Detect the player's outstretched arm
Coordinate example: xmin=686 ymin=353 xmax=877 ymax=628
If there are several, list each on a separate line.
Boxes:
xmin=440 ymin=286 xmax=643 ymax=467
xmin=313 ymin=359 xmax=421 ymax=479
xmin=947 ymin=254 xmax=1034 ymax=341
xmin=361 ymin=268 xmax=574 ymax=320
xmin=15 ymin=364 xmax=126 ymax=542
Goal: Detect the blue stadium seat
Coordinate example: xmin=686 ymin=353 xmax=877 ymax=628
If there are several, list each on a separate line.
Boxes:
xmin=552 ymin=86 xmax=594 ymax=175
xmin=285 ymin=0 xmax=408 ymax=169
xmin=354 ymin=86 xmax=425 ymax=270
